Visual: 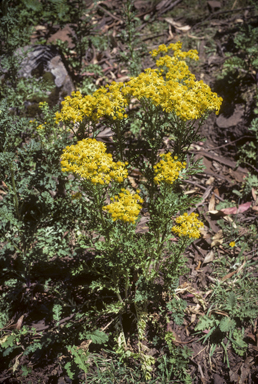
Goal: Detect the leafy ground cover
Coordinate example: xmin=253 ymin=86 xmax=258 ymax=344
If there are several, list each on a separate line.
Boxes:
xmin=1 ymin=0 xmax=258 ymax=383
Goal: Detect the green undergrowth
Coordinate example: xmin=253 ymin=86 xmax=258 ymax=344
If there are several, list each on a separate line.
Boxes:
xmin=0 ymin=1 xmax=258 ymax=383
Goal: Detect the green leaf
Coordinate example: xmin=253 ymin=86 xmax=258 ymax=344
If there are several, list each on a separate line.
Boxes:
xmin=21 ymin=366 xmax=32 ymax=377
xmin=232 ymin=329 xmax=248 ymax=356
xmin=195 ymin=315 xmax=216 ymax=331
xmin=232 ymin=189 xmax=242 ymax=197
xmin=226 ymin=292 xmax=237 ymax=311
xmin=219 ymin=317 xmax=236 ymax=333
xmin=64 ymin=362 xmax=74 ymax=380
xmin=22 ymin=0 xmax=42 ymax=11
xmin=24 ymin=342 xmax=43 ymax=356
xmin=85 ymin=330 xmax=109 ymax=345
xmin=0 ymin=333 xmax=16 ymax=349
xmin=68 ymin=345 xmax=89 ymax=374
xmin=53 ymin=304 xmax=62 ymax=325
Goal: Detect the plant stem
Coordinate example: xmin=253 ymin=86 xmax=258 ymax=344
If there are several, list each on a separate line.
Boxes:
xmin=125 ymin=270 xmax=129 ymax=299
xmin=10 ymin=163 xmax=20 ymax=220
xmin=116 ymin=291 xmax=124 ymax=304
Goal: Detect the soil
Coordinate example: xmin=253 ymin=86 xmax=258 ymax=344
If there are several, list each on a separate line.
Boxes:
xmin=1 ymin=1 xmax=258 ymax=383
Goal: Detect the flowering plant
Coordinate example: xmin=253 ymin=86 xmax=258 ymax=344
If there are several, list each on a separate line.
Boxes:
xmin=61 ymin=138 xmax=128 ymax=185
xmin=58 ymin=42 xmax=221 ymax=378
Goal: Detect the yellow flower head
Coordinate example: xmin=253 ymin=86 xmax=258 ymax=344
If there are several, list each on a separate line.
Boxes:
xmin=229 ymin=241 xmax=236 ymax=248
xmin=103 ymin=189 xmax=143 ymax=224
xmin=56 ymin=42 xmax=222 ymax=129
xmin=154 ymin=153 xmax=186 ymax=185
xmin=61 ymin=138 xmax=128 ymax=185
xmin=55 ymin=85 xmax=129 ymax=125
xmin=146 ymin=43 xmax=222 ymax=120
xmin=172 ymin=212 xmax=203 ymax=239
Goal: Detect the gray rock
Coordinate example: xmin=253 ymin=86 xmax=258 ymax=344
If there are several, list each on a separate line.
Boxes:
xmin=207 ymin=1 xmax=221 ymax=13
xmin=16 ymin=45 xmax=74 ymax=106
xmin=216 ymin=104 xmax=245 ymax=129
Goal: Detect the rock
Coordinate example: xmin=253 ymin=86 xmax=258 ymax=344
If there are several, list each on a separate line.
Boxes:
xmin=207 ymin=55 xmax=224 ymax=68
xmin=207 ymin=1 xmax=221 ymax=13
xmin=15 ymin=45 xmax=74 ymax=112
xmin=216 ymin=104 xmax=245 ymax=129
xmin=48 ymin=55 xmax=74 ymax=95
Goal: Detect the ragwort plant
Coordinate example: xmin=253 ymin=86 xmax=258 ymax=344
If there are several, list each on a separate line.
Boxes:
xmin=56 ymin=42 xmax=222 ymax=379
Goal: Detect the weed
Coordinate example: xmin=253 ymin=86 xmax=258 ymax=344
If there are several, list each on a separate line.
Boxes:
xmin=117 ymin=0 xmax=147 ymax=76
xmin=217 ymin=23 xmax=258 ymax=170
xmin=5 ymin=2 xmax=256 ymax=382
xmin=194 ymin=211 xmax=258 ymax=367
xmin=52 ymin=42 xmax=221 ymax=379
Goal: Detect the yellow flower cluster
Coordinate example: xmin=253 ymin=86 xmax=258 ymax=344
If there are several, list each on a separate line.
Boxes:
xmin=56 ymin=42 xmax=222 ymax=126
xmin=154 ymin=153 xmax=186 ymax=185
xmin=122 ymin=41 xmax=221 ymax=120
xmin=229 ymin=241 xmax=236 ymax=248
xmin=147 ymin=42 xmax=222 ymax=120
xmin=35 ymin=121 xmax=47 ymax=130
xmin=103 ymin=189 xmax=143 ymax=224
xmin=172 ymin=212 xmax=203 ymax=239
xmin=61 ymin=138 xmax=128 ymax=185
xmin=55 ymin=84 xmax=129 ymax=124
xmin=150 ymin=41 xmax=199 ymax=61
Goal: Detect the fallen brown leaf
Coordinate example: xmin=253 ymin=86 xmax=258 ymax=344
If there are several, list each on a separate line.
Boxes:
xmin=16 ymin=315 xmax=24 ymax=330
xmin=128 ymin=176 xmax=138 ymax=189
xmin=208 ymin=194 xmax=216 ymax=212
xmin=211 ymin=230 xmax=223 ymax=247
xmin=203 ymin=250 xmax=214 ymax=264
xmin=116 ymin=76 xmax=130 ymax=83
xmin=223 ymin=216 xmax=237 ymax=228
xmin=1 ymin=181 xmax=8 ymax=189
xmin=195 ymin=260 xmax=202 ymax=271
xmin=220 ymin=201 xmax=251 ymax=215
